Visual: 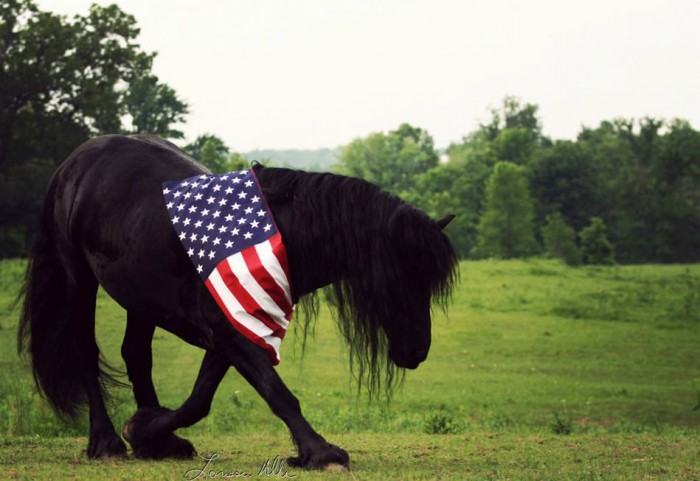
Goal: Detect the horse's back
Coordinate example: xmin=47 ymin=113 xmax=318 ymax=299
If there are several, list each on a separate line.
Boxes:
xmin=48 ymin=135 xmax=209 ymax=319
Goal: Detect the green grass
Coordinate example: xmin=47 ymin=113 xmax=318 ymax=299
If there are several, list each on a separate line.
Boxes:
xmin=1 ymin=258 xmax=699 ymax=480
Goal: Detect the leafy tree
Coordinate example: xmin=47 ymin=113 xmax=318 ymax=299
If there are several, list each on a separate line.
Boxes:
xmin=337 ymin=123 xmax=438 ymax=196
xmin=476 ymin=96 xmax=550 ymax=166
xmin=406 ymin=157 xmax=490 ymax=257
xmin=579 ymin=118 xmax=700 ymax=263
xmin=0 ymin=0 xmax=188 ymax=257
xmin=184 ymin=134 xmax=226 ymax=161
xmin=475 ymin=161 xmax=537 ymax=258
xmin=199 ymin=136 xmax=231 ymax=173
xmin=227 ymin=152 xmax=250 ymax=171
xmin=184 ymin=134 xmax=251 ymax=173
xmin=542 ymin=212 xmax=581 ymax=266
xmin=580 ymin=217 xmax=615 ymax=265
xmin=530 ymin=140 xmax=604 ymax=232
xmin=124 ymin=74 xmax=188 ymax=138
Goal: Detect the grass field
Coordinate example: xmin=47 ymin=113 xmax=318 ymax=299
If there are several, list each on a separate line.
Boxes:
xmin=1 ymin=258 xmax=699 ymax=480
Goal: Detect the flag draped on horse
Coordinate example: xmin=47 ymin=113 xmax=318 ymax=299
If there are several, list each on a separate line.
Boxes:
xmin=162 ymin=169 xmax=293 ymax=364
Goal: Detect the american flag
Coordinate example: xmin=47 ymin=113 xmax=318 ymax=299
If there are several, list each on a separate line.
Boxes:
xmin=162 ymin=169 xmax=293 ymax=364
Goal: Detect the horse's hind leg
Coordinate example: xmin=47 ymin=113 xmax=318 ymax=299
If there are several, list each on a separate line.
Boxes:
xmin=122 ymin=350 xmax=229 ymax=459
xmin=72 ymin=278 xmax=127 ymax=458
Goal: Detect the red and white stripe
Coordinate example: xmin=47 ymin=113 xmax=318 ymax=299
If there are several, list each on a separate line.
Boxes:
xmin=205 ymin=233 xmax=293 ymax=364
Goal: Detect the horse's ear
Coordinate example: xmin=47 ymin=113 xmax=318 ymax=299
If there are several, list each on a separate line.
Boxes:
xmin=436 ymin=214 xmax=455 ymax=230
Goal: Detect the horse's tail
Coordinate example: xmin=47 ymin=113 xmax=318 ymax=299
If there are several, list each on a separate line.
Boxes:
xmin=17 ymin=177 xmax=119 ymax=417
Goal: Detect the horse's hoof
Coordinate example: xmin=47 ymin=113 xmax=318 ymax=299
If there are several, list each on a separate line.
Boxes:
xmin=324 ymin=463 xmax=349 ymax=473
xmin=87 ymin=429 xmax=128 ymax=459
xmin=287 ymin=443 xmax=349 ymax=470
xmin=122 ymin=407 xmax=195 ymax=459
xmin=122 ymin=406 xmax=172 ymax=443
xmin=130 ymin=432 xmax=196 ymax=459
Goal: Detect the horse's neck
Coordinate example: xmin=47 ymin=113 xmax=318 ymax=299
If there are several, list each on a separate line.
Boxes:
xmin=285 ymin=223 xmax=349 ymax=300
xmin=261 ymin=168 xmax=379 ymax=301
xmin=282 ymin=203 xmax=366 ymax=301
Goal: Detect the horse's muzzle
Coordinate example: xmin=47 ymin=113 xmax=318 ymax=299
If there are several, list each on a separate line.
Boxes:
xmin=391 ymin=345 xmax=429 ymax=370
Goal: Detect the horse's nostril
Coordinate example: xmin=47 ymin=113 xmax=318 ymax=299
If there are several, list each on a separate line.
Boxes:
xmin=412 ymin=346 xmax=429 ymax=363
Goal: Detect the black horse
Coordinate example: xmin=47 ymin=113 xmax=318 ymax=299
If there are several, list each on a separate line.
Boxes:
xmin=17 ymin=134 xmax=457 ymax=468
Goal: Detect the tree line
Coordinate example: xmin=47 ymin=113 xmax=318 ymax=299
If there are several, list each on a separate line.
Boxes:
xmin=190 ymin=104 xmax=700 ymax=265
xmin=337 ymin=99 xmax=700 ymax=264
xmin=1 ymin=1 xmax=698 ymax=264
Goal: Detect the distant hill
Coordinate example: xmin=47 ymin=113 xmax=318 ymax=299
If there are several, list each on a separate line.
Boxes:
xmin=243 ymin=147 xmax=341 ymax=171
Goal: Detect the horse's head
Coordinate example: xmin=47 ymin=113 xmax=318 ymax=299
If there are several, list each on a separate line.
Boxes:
xmin=321 ymin=194 xmax=457 ymax=394
xmin=380 ymin=213 xmax=457 ymax=370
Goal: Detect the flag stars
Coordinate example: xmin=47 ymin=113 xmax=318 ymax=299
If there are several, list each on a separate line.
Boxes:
xmin=165 ymin=171 xmax=279 ymax=275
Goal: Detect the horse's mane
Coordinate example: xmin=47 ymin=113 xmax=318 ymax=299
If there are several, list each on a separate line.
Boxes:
xmin=256 ymin=166 xmax=458 ymax=397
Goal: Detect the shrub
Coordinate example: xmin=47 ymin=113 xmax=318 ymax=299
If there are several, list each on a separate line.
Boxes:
xmin=542 ymin=213 xmax=581 ymax=266
xmin=580 ymin=217 xmax=615 ymax=265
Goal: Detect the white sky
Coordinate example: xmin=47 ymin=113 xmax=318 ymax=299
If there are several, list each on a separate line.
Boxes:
xmin=38 ymin=0 xmax=700 ymax=151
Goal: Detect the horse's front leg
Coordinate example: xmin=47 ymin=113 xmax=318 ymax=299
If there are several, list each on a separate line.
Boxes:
xmin=219 ymin=337 xmax=349 ymax=469
xmin=123 ymin=349 xmax=228 ymax=458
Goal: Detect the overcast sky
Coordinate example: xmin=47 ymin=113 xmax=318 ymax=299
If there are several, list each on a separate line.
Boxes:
xmin=38 ymin=0 xmax=700 ymax=151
